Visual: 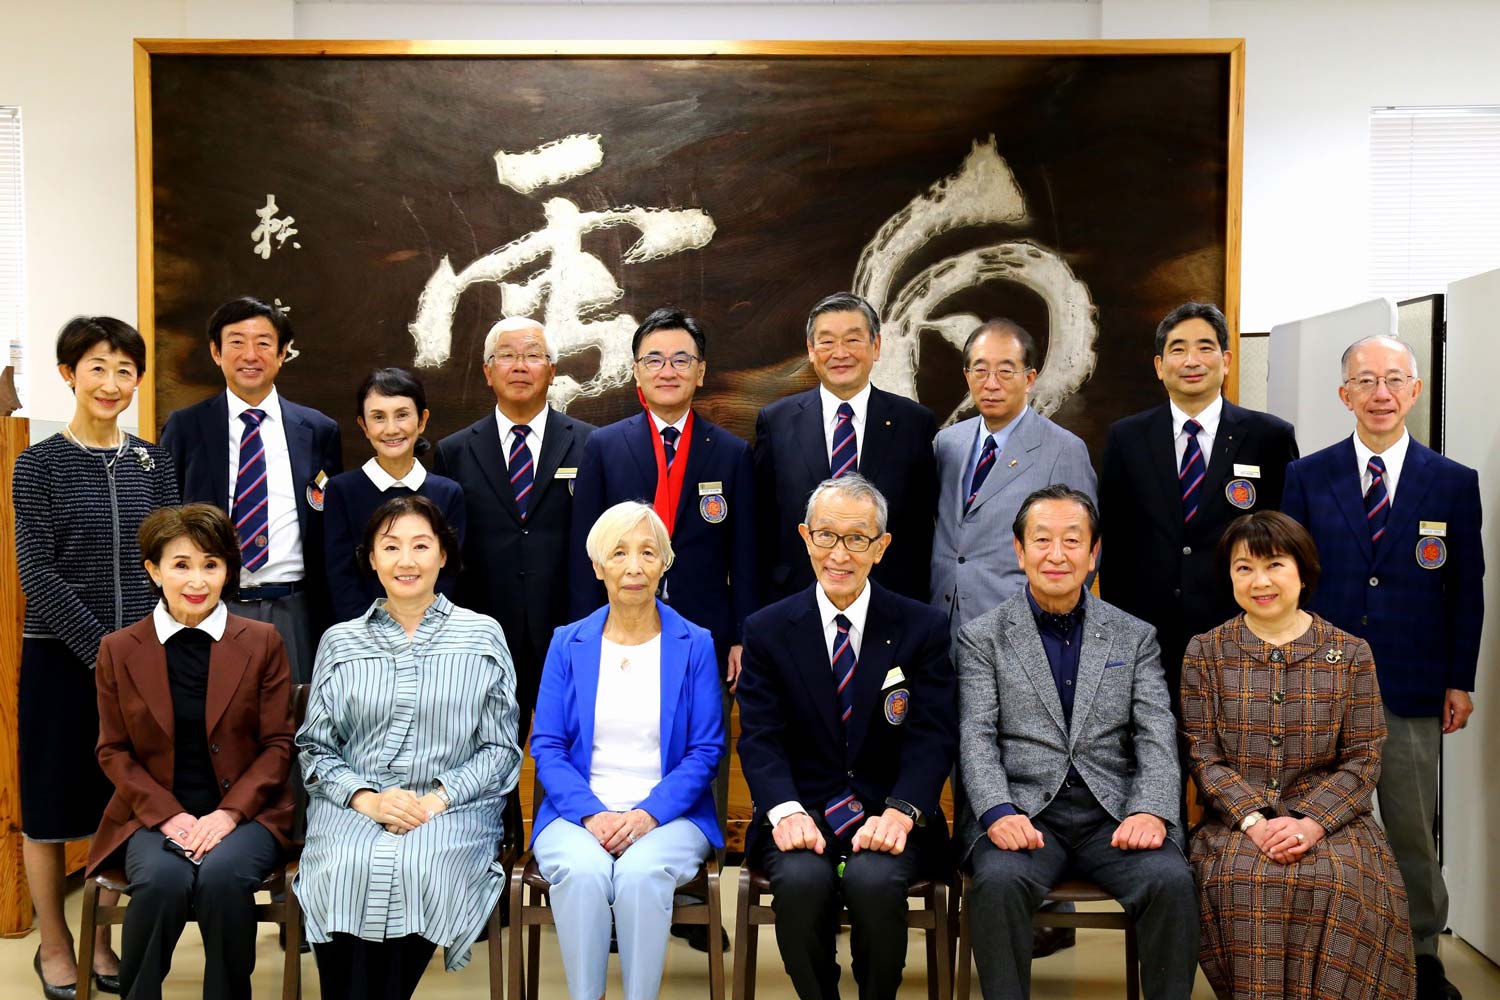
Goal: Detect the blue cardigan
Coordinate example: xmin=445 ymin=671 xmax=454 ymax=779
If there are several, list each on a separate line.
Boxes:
xmin=530 ymin=601 xmax=725 ymax=849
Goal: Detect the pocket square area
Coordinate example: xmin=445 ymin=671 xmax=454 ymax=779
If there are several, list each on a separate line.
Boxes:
xmin=1104 ymin=660 xmax=1127 ymax=669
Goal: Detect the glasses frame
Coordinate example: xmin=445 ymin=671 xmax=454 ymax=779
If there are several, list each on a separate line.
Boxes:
xmin=963 ymin=365 xmax=1035 ymax=384
xmin=487 ymin=351 xmax=550 ymax=367
xmin=636 ymin=352 xmax=701 ymax=373
xmin=1342 ymin=373 xmax=1415 ymax=396
xmin=805 ymin=528 xmax=880 ymax=553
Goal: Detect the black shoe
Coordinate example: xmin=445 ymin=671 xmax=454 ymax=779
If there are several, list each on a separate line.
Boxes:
xmin=1031 ymin=926 xmax=1076 ymax=958
xmin=671 ymin=922 xmax=729 ymax=953
xmin=91 ymin=972 xmax=122 ymax=995
xmin=32 ymin=948 xmax=77 ymax=1000
xmin=1416 ymin=955 xmax=1462 ymax=1000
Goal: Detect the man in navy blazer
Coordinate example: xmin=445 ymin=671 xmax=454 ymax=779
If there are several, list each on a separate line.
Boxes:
xmin=1283 ymin=334 xmax=1483 ymax=1000
xmin=754 ymin=292 xmax=938 ymax=605
xmin=569 ymin=308 xmax=757 ymax=683
xmin=159 ymin=296 xmax=342 ymax=682
xmin=738 ymin=474 xmax=957 ymax=1000
xmin=432 ymin=317 xmax=594 ymax=744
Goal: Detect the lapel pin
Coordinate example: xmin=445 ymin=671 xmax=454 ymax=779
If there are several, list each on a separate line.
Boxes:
xmin=1008 ymin=459 xmax=1018 ymax=467
xmin=885 ymin=420 xmax=892 ymax=426
xmin=1326 ymin=648 xmax=1343 ymax=664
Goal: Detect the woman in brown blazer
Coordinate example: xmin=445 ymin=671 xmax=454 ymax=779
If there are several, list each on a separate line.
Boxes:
xmin=90 ymin=504 xmax=296 ymax=1000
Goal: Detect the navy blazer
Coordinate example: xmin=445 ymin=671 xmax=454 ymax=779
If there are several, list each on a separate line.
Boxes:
xmin=1283 ymin=436 xmax=1484 ymax=717
xmin=568 ymin=410 xmax=757 ymax=657
xmin=753 ymin=385 xmax=938 ymax=605
xmin=159 ymin=390 xmax=343 ymax=624
xmin=530 ymin=601 xmax=725 ymax=850
xmin=1099 ymin=399 xmax=1298 ymax=689
xmin=737 ymin=582 xmax=957 ymax=879
xmin=321 ymin=466 xmax=468 ymax=623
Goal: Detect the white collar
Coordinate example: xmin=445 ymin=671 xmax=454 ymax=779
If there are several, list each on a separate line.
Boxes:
xmin=226 ymin=386 xmax=281 ymax=421
xmin=495 ymin=404 xmax=549 ymax=446
xmin=819 ymin=382 xmax=873 ymax=425
xmin=362 ymin=456 xmax=428 ymax=491
xmin=815 ymin=580 xmax=873 ymax=634
xmin=153 ymin=599 xmax=228 ymax=643
xmin=648 ymin=409 xmax=691 ymax=436
xmin=1169 ymin=394 xmax=1223 ymax=437
xmin=1353 ymin=428 xmax=1411 ymax=470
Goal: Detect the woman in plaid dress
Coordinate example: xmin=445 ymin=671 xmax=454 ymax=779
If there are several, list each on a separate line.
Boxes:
xmin=1183 ymin=511 xmax=1414 ymax=999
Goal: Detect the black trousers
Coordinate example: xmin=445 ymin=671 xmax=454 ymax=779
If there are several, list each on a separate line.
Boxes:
xmin=120 ymin=823 xmax=280 ymax=1000
xmin=966 ymin=781 xmax=1199 ymax=1000
xmin=312 ymin=933 xmax=439 ymax=1000
xmin=760 ymin=822 xmax=919 ymax=1000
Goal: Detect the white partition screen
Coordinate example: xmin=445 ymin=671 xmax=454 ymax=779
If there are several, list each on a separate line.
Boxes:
xmin=1266 ymin=299 xmax=1397 ymax=454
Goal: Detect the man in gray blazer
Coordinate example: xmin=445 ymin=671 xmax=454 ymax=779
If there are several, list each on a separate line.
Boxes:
xmin=931 ymin=319 xmax=1097 ymax=641
xmin=956 ymin=485 xmax=1197 ymax=1000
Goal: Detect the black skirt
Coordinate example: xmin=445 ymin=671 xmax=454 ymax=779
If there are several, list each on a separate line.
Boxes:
xmin=18 ymin=637 xmax=115 ymax=841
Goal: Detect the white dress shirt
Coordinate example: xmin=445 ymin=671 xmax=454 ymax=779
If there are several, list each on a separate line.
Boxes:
xmin=226 ymin=387 xmax=303 ymax=585
xmin=819 ymin=382 xmax=872 ymax=465
xmin=1170 ymin=394 xmax=1224 ymax=469
xmin=768 ymin=582 xmax=874 ymax=826
xmin=152 ymin=599 xmax=228 ymax=643
xmin=495 ymin=405 xmax=549 ymax=462
xmin=590 ymin=634 xmax=664 ymax=812
xmin=361 ymin=457 xmax=428 ymax=492
xmin=1353 ymin=430 xmax=1411 ymax=507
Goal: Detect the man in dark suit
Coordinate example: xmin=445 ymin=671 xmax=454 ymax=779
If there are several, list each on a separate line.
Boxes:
xmin=1098 ymin=301 xmax=1299 ymax=708
xmin=1283 ymin=334 xmax=1483 ymax=1000
xmin=432 ymin=317 xmax=594 ymax=744
xmin=569 ymin=307 xmax=757 ymax=685
xmin=738 ymin=474 xmax=957 ymax=1000
xmin=160 ymin=296 xmax=343 ymax=682
xmin=754 ymin=292 xmax=938 ymax=604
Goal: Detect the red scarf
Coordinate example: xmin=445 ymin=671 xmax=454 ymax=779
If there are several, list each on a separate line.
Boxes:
xmin=641 ymin=390 xmax=694 ymax=536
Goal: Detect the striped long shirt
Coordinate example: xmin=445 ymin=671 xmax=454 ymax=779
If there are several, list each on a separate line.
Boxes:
xmin=293 ymin=594 xmax=521 ymax=969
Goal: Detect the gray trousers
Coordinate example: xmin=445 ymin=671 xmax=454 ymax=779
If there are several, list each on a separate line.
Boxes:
xmin=1376 ymin=710 xmax=1448 ymax=958
xmin=966 ymin=782 xmax=1198 ymax=1000
xmin=227 ymin=590 xmax=315 ymax=684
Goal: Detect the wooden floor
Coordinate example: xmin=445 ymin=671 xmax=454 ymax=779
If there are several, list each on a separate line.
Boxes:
xmin=2 ymin=873 xmax=1497 ymax=998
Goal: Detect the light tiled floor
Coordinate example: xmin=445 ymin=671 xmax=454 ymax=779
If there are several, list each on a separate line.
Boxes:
xmin=2 ymin=871 xmax=1496 ymax=998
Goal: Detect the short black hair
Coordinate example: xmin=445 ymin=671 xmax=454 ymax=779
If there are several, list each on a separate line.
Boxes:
xmin=1012 ymin=484 xmax=1100 ymax=545
xmin=1153 ymin=301 xmax=1230 ymax=357
xmin=55 ymin=316 xmax=147 ymax=376
xmin=1217 ymin=511 xmax=1322 ymax=608
xmin=962 ymin=318 xmax=1037 ymax=370
xmin=207 ymin=296 xmax=295 ymax=351
xmin=631 ymin=307 xmax=707 ymax=360
xmin=805 ymin=292 xmax=880 ymax=342
xmin=357 ymin=494 xmax=463 ymax=581
xmin=356 ymin=367 xmax=431 ymax=455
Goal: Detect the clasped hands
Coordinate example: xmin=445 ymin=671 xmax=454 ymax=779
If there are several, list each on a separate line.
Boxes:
xmin=159 ymin=808 xmax=238 ymax=860
xmin=772 ymin=808 xmax=914 ymax=856
xmin=583 ymin=809 xmax=659 ymax=856
xmin=1245 ymin=814 xmax=1326 ymax=863
xmin=986 ymin=811 xmax=1167 ymax=852
xmin=351 ymin=787 xmax=449 ymax=834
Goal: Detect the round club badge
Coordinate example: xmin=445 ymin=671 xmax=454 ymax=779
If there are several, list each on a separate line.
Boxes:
xmin=1225 ymin=478 xmax=1257 ymax=510
xmin=699 ymin=493 xmax=728 ymax=523
xmin=255 ymin=534 xmax=269 ymax=549
xmin=884 ymin=688 xmax=910 ymax=725
xmin=1416 ymin=537 xmax=1447 ymax=570
xmin=306 ymin=484 xmax=325 ymax=511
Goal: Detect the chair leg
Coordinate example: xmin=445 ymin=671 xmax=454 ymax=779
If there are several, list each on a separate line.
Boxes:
xmin=930 ymin=883 xmax=952 ymax=1000
xmin=487 ymin=900 xmax=504 ymax=1000
xmin=706 ymin=860 xmax=726 ymax=1000
xmin=955 ymin=876 xmax=972 ymax=1000
xmin=526 ymin=915 xmax=541 ymax=1000
xmin=77 ymin=879 xmax=101 ymax=1000
xmin=282 ymin=880 xmax=304 ymax=1000
xmin=1125 ymin=922 xmax=1140 ymax=1000
xmin=507 ymin=867 xmax=526 ymax=1000
xmin=731 ymin=867 xmax=754 ymax=1000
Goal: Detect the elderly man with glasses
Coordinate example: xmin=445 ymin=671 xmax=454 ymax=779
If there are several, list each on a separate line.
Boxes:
xmin=1283 ymin=334 xmax=1483 ymax=1000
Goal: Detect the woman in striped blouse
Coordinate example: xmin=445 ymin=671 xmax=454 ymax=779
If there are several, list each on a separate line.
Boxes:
xmin=293 ymin=495 xmax=521 ymax=1000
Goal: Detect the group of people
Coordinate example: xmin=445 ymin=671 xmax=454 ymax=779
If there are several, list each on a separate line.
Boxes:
xmin=9 ymin=289 xmax=1480 ymax=1000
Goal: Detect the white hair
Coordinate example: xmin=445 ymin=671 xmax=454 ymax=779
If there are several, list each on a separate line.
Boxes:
xmin=1340 ymin=335 xmax=1419 ymax=380
xmin=584 ymin=501 xmax=676 ymax=570
xmin=482 ymin=316 xmax=556 ymax=364
xmin=802 ymin=474 xmax=889 ymax=534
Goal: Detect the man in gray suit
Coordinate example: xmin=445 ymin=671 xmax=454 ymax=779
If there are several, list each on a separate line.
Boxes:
xmin=932 ymin=318 xmax=1097 ymax=641
xmin=956 ymin=485 xmax=1198 ymax=1000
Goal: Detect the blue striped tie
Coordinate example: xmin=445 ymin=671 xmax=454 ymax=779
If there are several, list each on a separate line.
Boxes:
xmin=825 ymin=613 xmax=866 ymax=837
xmin=966 ymin=435 xmax=997 ymax=512
xmin=232 ymin=409 xmax=270 ymax=572
xmin=661 ymin=425 xmax=680 ymax=468
xmin=1179 ymin=418 xmax=1205 ymax=523
xmin=830 ymin=402 xmax=858 ymax=478
xmin=508 ymin=425 xmax=535 ymax=520
xmin=1365 ymin=455 xmax=1390 ymax=545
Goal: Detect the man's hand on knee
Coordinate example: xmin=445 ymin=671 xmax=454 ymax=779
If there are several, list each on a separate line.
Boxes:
xmin=851 ymin=809 xmax=914 ymax=854
xmin=773 ymin=812 xmax=827 ymax=854
xmin=1110 ymin=813 xmax=1166 ymax=851
xmin=987 ymin=813 xmax=1044 ymax=852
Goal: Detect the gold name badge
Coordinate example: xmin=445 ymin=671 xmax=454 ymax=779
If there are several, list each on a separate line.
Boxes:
xmin=698 ymin=481 xmax=723 ymax=496
xmin=555 ymin=468 xmax=578 ymax=480
xmin=1419 ymin=521 xmax=1447 ymax=537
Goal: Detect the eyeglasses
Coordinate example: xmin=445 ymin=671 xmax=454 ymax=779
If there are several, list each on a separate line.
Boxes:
xmin=488 ymin=351 xmax=549 ymax=367
xmin=636 ymin=353 xmax=700 ymax=373
xmin=964 ymin=367 xmax=1033 ymax=383
xmin=1343 ymin=373 xmax=1414 ymax=396
xmin=806 ymin=528 xmax=879 ymax=553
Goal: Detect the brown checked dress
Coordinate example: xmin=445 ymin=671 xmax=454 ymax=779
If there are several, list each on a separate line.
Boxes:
xmin=1182 ymin=614 xmax=1415 ymax=1000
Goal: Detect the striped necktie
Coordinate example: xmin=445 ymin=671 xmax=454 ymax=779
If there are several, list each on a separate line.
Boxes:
xmin=966 ymin=435 xmax=997 ymax=512
xmin=1365 ymin=455 xmax=1390 ymax=544
xmin=661 ymin=425 xmax=680 ymax=468
xmin=824 ymin=612 xmax=866 ymax=837
xmin=508 ymin=425 xmax=534 ymax=520
xmin=1179 ymin=418 xmax=1205 ymax=523
xmin=232 ymin=408 xmax=271 ymax=573
xmin=830 ymin=402 xmax=858 ymax=478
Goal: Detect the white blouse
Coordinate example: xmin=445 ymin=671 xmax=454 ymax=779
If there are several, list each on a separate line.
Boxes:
xmin=590 ymin=634 xmax=664 ymax=811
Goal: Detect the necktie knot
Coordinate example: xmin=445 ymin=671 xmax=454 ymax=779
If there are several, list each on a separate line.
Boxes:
xmin=836 ymin=402 xmax=855 ymax=421
xmin=512 ymin=424 xmax=531 ymax=440
xmin=834 ymin=613 xmax=852 ymax=634
xmin=979 ymin=435 xmax=997 ymax=456
xmin=241 ymin=408 xmax=265 ymax=428
xmin=1183 ymin=418 xmax=1202 ymax=438
xmin=1368 ymin=455 xmax=1387 ymax=475
xmin=660 ymin=426 xmax=680 ymax=446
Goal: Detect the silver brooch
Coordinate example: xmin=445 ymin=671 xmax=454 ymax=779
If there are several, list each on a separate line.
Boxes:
xmin=132 ymin=446 xmax=155 ymax=471
xmin=1325 ymin=648 xmax=1343 ymax=664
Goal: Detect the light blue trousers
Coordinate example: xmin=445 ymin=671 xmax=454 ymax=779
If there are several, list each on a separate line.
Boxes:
xmin=533 ymin=816 xmax=710 ymax=1000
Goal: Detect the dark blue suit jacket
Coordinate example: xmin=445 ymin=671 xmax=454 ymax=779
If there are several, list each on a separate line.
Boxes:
xmin=737 ymin=582 xmax=957 ymax=878
xmin=530 ymin=602 xmax=725 ymax=850
xmin=159 ymin=390 xmax=343 ymax=626
xmin=568 ymin=410 xmax=757 ymax=659
xmin=1283 ymin=436 xmax=1484 ymax=716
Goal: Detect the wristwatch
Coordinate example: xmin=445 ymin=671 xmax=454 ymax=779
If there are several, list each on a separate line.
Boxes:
xmin=432 ymin=783 xmax=452 ymax=809
xmin=1239 ymin=810 xmax=1266 ymax=833
xmin=884 ymin=797 xmax=926 ymax=827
